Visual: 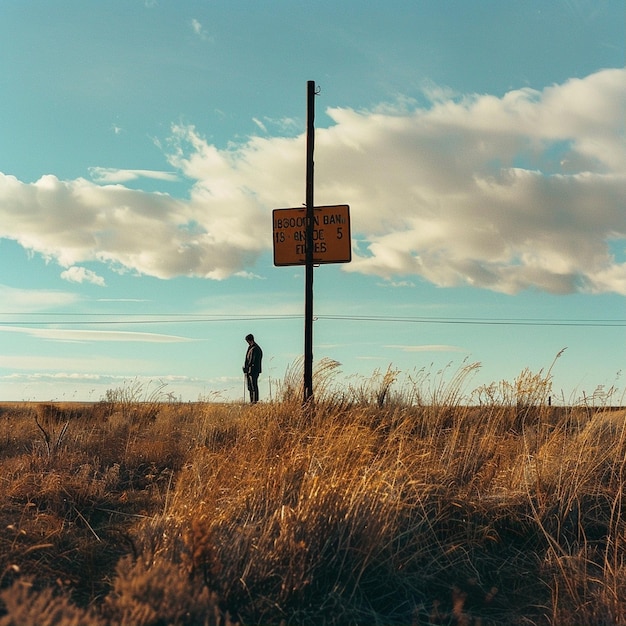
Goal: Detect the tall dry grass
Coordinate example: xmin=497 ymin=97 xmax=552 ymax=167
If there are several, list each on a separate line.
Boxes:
xmin=0 ymin=364 xmax=624 ymax=625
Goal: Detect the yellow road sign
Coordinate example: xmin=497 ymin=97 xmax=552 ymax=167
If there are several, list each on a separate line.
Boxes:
xmin=273 ymin=204 xmax=351 ymax=266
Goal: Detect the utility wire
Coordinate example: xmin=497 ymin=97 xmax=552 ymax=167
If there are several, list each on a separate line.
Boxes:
xmin=319 ymin=315 xmax=626 ymax=327
xmin=0 ymin=313 xmax=624 ymax=327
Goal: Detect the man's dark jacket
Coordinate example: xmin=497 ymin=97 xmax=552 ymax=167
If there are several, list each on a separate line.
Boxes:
xmin=244 ymin=343 xmax=263 ymax=376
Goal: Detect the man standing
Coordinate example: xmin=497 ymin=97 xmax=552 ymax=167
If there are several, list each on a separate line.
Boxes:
xmin=243 ymin=334 xmax=263 ymax=403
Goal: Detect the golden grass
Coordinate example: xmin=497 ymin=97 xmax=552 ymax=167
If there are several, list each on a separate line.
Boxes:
xmin=0 ymin=366 xmax=624 ymax=625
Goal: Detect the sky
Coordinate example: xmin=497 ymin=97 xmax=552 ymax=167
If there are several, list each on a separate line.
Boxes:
xmin=0 ymin=0 xmax=624 ymax=405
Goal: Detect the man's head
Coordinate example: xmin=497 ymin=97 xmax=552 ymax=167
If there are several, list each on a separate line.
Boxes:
xmin=245 ymin=334 xmax=254 ymax=344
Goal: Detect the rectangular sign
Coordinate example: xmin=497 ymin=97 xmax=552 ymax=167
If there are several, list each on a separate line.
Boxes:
xmin=273 ymin=204 xmax=351 ymax=266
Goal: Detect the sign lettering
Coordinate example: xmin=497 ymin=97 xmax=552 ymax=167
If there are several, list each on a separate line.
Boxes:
xmin=273 ymin=205 xmax=351 ymax=266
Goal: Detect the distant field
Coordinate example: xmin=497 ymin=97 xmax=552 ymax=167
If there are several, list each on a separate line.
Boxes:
xmin=1 ymin=378 xmax=625 ymax=624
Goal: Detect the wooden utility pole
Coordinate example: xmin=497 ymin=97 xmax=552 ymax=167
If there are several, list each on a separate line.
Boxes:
xmin=272 ymin=82 xmax=350 ymax=406
xmin=304 ymin=80 xmax=315 ymax=404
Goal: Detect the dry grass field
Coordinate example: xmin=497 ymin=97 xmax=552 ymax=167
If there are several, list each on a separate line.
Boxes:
xmin=0 ymin=364 xmax=624 ymax=625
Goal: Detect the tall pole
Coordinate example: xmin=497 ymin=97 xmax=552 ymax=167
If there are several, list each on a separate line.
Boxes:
xmin=304 ymin=80 xmax=315 ymax=404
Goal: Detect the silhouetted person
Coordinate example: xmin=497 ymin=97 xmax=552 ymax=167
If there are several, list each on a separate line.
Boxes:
xmin=243 ymin=334 xmax=263 ymax=403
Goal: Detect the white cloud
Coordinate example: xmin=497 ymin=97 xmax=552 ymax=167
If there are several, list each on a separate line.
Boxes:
xmin=0 ymin=372 xmax=199 ymax=384
xmin=190 ymin=18 xmax=212 ymax=41
xmin=97 ymin=298 xmax=149 ymax=302
xmin=0 ymin=172 xmax=265 ymax=279
xmin=386 ymin=344 xmax=467 ymax=353
xmin=0 ymin=68 xmax=624 ymax=294
xmin=252 ymin=117 xmax=268 ymax=133
xmin=88 ymin=167 xmax=179 ymax=183
xmin=0 ymin=285 xmax=79 ymax=312
xmin=2 ymin=371 xmax=103 ymax=381
xmin=0 ymin=325 xmax=194 ymax=343
xmin=61 ymin=266 xmax=106 ymax=286
xmin=0 ymin=354 xmax=151 ymax=373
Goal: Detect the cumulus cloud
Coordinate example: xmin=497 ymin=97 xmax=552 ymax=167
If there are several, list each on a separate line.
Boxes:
xmin=0 ymin=68 xmax=624 ymax=294
xmin=0 ymin=172 xmax=266 ymax=279
xmin=61 ymin=266 xmax=106 ymax=286
xmin=315 ymin=69 xmax=625 ymax=295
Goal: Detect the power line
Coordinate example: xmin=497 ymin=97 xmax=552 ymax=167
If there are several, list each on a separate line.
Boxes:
xmin=0 ymin=313 xmax=624 ymax=327
xmin=318 ymin=315 xmax=626 ymax=327
xmin=0 ymin=315 xmax=299 ymax=325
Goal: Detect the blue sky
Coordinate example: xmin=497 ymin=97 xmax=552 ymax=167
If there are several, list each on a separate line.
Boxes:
xmin=1 ymin=0 xmax=624 ymax=404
